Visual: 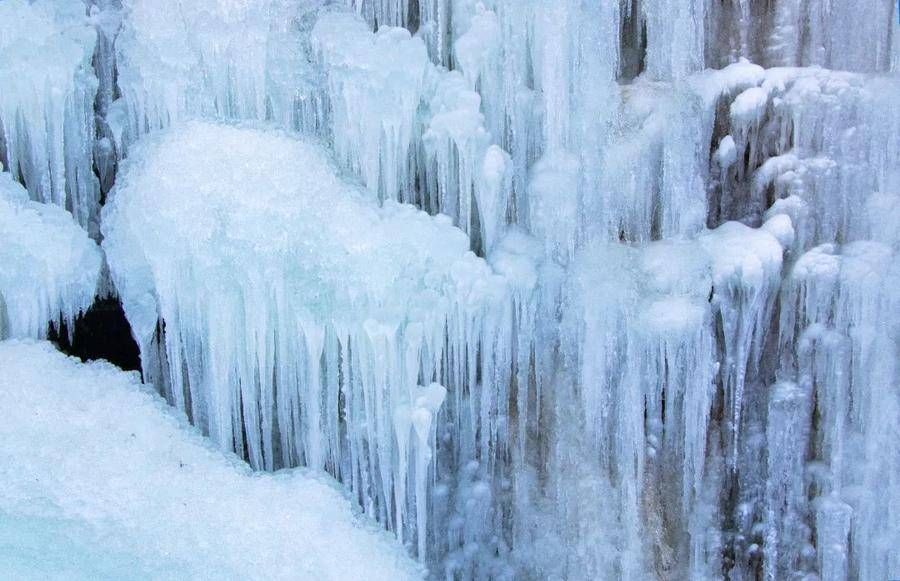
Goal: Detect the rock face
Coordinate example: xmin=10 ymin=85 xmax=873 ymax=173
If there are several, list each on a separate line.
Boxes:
xmin=0 ymin=0 xmax=897 ymax=579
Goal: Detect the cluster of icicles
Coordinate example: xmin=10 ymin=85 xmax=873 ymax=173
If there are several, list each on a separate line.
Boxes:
xmin=0 ymin=0 xmax=898 ymax=579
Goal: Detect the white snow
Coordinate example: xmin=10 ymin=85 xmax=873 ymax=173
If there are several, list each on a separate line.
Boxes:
xmin=0 ymin=340 xmax=423 ymax=581
xmin=0 ymin=170 xmax=101 ymax=340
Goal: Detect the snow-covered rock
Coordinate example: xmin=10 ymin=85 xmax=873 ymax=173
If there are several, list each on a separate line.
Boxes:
xmin=103 ymin=120 xmax=523 ymax=562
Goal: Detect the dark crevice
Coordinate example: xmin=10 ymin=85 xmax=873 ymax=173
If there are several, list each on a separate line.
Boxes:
xmin=50 ymin=297 xmax=142 ymax=373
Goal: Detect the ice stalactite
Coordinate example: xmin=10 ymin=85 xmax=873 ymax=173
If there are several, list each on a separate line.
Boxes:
xmin=584 ymin=79 xmax=710 ymax=247
xmin=311 ymin=11 xmax=428 ymax=202
xmin=708 ymin=68 xmax=900 ymax=251
xmin=764 ymin=380 xmax=814 ymax=580
xmin=0 ymin=0 xmax=100 ymax=233
xmin=639 ymin=0 xmax=705 ymax=80
xmin=706 ymin=0 xmax=898 ymax=73
xmin=342 ymin=0 xmax=409 ymax=28
xmin=103 ymin=121 xmax=530 ymax=565
xmin=699 ymin=218 xmax=789 ymax=470
xmin=421 ymin=70 xmax=506 ymax=249
xmin=0 ymin=170 xmax=101 ymax=340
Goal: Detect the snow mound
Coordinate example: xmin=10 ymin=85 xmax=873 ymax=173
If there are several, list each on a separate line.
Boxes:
xmin=0 ymin=340 xmax=422 ymax=581
xmin=0 ymin=0 xmax=99 ymax=231
xmin=104 ymin=121 xmax=503 ymax=341
xmin=0 ymin=172 xmax=101 ymax=340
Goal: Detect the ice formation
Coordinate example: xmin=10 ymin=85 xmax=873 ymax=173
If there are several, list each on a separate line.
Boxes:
xmin=0 ymin=170 xmax=101 ymax=340
xmin=0 ymin=340 xmax=422 ymax=580
xmin=0 ymin=0 xmax=100 ymax=232
xmin=2 ymin=0 xmax=898 ymax=579
xmin=103 ymin=121 xmax=525 ymax=564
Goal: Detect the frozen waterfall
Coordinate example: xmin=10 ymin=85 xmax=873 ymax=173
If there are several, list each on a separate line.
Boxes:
xmin=0 ymin=0 xmax=897 ymax=579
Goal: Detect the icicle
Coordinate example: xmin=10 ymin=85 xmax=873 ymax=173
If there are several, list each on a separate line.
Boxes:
xmin=700 ymin=217 xmax=789 ymax=469
xmin=311 ymin=12 xmax=428 ymax=202
xmin=640 ymin=0 xmax=705 ymax=80
xmin=115 ymin=0 xmax=323 ymax=146
xmin=0 ymin=0 xmax=100 ymax=232
xmin=764 ymin=380 xmax=813 ymax=580
xmin=566 ymin=238 xmax=716 ymax=578
xmin=779 ymin=238 xmax=899 ymax=580
xmin=814 ymin=497 xmax=852 ymax=581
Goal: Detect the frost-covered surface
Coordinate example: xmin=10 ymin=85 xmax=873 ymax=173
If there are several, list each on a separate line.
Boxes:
xmin=0 ymin=0 xmax=99 ymax=231
xmin=0 ymin=171 xmax=100 ymax=340
xmin=0 ymin=340 xmax=422 ymax=580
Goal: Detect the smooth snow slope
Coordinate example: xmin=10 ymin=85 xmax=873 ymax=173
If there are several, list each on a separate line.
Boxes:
xmin=0 ymin=340 xmax=423 ymax=581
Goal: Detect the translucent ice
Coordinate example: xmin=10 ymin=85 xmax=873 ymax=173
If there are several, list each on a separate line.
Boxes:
xmin=312 ymin=12 xmax=428 ymax=202
xmin=115 ymin=0 xmax=324 ymax=146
